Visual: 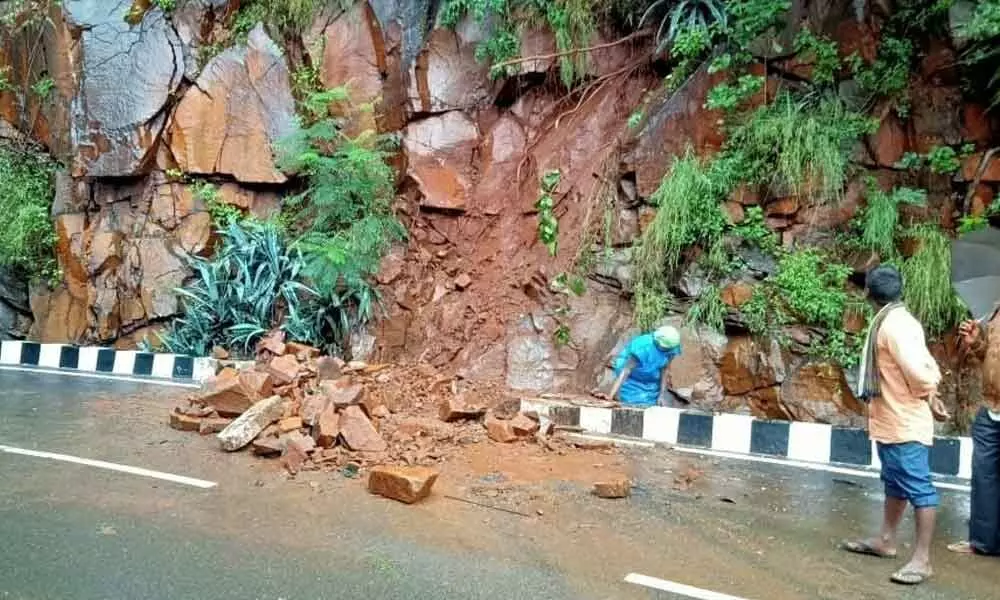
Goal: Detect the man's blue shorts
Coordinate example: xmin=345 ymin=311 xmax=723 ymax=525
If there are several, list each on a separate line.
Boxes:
xmin=877 ymin=442 xmax=939 ymax=508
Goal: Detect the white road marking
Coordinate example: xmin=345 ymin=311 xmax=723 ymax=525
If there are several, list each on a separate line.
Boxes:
xmin=672 ymin=447 xmax=971 ymax=493
xmin=562 ymin=432 xmax=657 ymax=448
xmin=0 ymin=365 xmax=200 ymax=389
xmin=625 ymin=573 xmax=750 ymax=600
xmin=0 ymin=445 xmax=217 ymax=489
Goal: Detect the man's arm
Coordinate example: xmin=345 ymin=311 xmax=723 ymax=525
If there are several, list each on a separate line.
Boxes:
xmin=608 ymin=358 xmax=636 ymax=402
xmin=885 ymin=317 xmax=941 ymax=399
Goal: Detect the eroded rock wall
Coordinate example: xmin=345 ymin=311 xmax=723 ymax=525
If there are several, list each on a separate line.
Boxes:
xmin=2 ymin=0 xmax=997 ymax=428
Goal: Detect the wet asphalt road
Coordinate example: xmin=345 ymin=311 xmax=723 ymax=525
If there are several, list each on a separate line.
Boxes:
xmin=0 ymin=369 xmax=998 ymax=600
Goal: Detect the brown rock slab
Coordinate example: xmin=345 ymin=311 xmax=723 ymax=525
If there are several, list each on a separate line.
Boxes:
xmin=766 ymin=197 xmax=799 ymax=217
xmin=217 ymin=395 xmax=285 ymax=452
xmin=316 ymin=356 xmax=345 ymax=381
xmin=320 ymin=380 xmax=364 ymax=408
xmin=403 ymin=111 xmax=479 ymax=212
xmin=286 ymin=342 xmax=320 ymax=359
xmin=300 ymin=393 xmax=330 ymax=426
xmin=593 ymin=476 xmax=631 ymax=499
xmin=963 ymin=153 xmax=1000 ymax=183
xmin=339 ymin=406 xmax=387 ymax=453
xmin=439 ymin=396 xmax=486 ymax=422
xmin=278 ymin=416 xmax=303 ymax=433
xmin=196 ymin=378 xmax=251 ymax=417
xmin=169 ymin=26 xmax=295 ymax=183
xmin=721 ymin=283 xmax=754 ymax=308
xmin=199 ymin=417 xmax=232 ymax=435
xmin=485 ymin=413 xmax=518 ymax=443
xmin=510 ymin=413 xmax=540 ymax=437
xmin=251 ymin=436 xmax=284 ymax=457
xmin=266 ymin=354 xmax=301 ymax=385
xmin=368 ymin=465 xmax=440 ymax=504
xmin=240 ymin=370 xmax=273 ymax=400
xmin=315 ymin=405 xmax=340 ymax=448
xmin=169 ymin=410 xmax=201 ymax=432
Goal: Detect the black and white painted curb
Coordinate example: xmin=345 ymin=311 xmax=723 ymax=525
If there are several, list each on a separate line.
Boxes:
xmin=0 ymin=340 xmax=215 ymax=383
xmin=520 ymin=398 xmax=973 ymax=480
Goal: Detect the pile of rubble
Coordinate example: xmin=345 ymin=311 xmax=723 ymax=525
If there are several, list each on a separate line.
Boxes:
xmin=169 ymin=332 xmax=584 ymax=500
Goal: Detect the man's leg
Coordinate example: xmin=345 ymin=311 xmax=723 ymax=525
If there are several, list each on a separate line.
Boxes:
xmin=875 ymin=496 xmax=908 ymax=554
xmin=893 ymin=443 xmax=939 ymax=583
xmin=843 ymin=444 xmax=906 ymax=557
xmin=970 ymin=408 xmax=1000 ymax=555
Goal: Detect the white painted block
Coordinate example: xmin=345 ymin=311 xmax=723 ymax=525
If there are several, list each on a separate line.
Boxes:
xmin=77 ymin=347 xmax=100 ymax=372
xmin=712 ymin=413 xmax=753 ymax=454
xmin=787 ymin=421 xmax=833 ymax=464
xmin=870 ymin=440 xmax=882 ymax=471
xmin=579 ymin=406 xmax=613 ymax=434
xmin=192 ymin=357 xmax=217 ymax=382
xmin=958 ymin=437 xmax=974 ymax=480
xmin=519 ymin=399 xmax=552 ymax=417
xmin=642 ymin=406 xmax=682 ymax=444
xmin=151 ymin=354 xmax=176 ymax=379
xmin=38 ymin=344 xmax=63 ymax=369
xmin=0 ymin=341 xmax=22 ymax=365
xmin=112 ymin=351 xmax=136 ymax=375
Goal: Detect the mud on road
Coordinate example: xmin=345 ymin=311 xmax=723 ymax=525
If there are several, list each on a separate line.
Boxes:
xmin=0 ymin=371 xmax=996 ymax=600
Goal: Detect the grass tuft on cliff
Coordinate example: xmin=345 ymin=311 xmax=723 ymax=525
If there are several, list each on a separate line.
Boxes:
xmin=0 ymin=144 xmax=58 ymax=284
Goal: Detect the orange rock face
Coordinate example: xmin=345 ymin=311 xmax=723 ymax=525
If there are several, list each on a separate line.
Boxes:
xmin=169 ymin=25 xmax=295 ymax=184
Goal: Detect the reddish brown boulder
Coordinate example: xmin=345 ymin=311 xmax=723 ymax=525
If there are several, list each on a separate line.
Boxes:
xmin=257 ymin=330 xmax=286 ymax=356
xmin=197 ymin=378 xmax=252 ymax=418
xmin=251 ymin=436 xmax=284 ymax=457
xmin=368 ymin=465 xmax=440 ymax=504
xmin=473 ymin=115 xmax=527 ymax=215
xmin=300 ymin=393 xmax=329 ymax=426
xmin=721 ymin=283 xmax=754 ymax=308
xmin=315 ymin=405 xmax=340 ymax=448
xmin=766 ymin=197 xmax=799 ymax=217
xmin=217 ymin=395 xmax=285 ymax=452
xmin=724 ymin=201 xmax=745 ymax=224
xmin=779 ymin=363 xmax=865 ymax=426
xmin=962 ymin=104 xmax=993 ymax=146
xmin=406 ymin=27 xmax=494 ymax=114
xmin=870 ymin=111 xmax=908 ymax=168
xmin=511 ymin=413 xmax=540 ymax=437
xmin=439 ymin=396 xmax=486 ymax=422
xmin=169 ymin=410 xmax=201 ymax=432
xmin=285 ymin=342 xmax=320 ymax=359
xmin=593 ymin=476 xmax=631 ymax=499
xmin=403 ymin=111 xmax=480 ymax=212
xmin=239 ymin=370 xmax=273 ymax=399
xmin=169 ymin=26 xmax=295 ymax=183
xmin=719 ymin=337 xmax=786 ymax=396
xmin=266 ymin=354 xmax=301 ymax=385
xmin=971 ymin=185 xmax=996 ymax=216
xmin=320 ymin=380 xmax=364 ymax=408
xmin=339 ymin=406 xmax=388 ymax=452
xmin=198 ymin=417 xmax=232 ymax=435
xmin=963 ymin=153 xmax=1000 ymax=183
xmin=485 ymin=413 xmax=518 ymax=443
xmin=278 ymin=416 xmax=303 ymax=433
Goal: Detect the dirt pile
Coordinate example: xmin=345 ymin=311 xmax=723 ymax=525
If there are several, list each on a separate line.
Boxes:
xmin=169 ymin=332 xmax=582 ymax=481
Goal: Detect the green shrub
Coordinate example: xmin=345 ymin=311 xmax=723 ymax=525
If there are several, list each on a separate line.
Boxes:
xmin=903 ymin=225 xmax=966 ymax=336
xmin=278 ymin=87 xmax=404 ymax=320
xmin=0 ymin=145 xmax=58 ymax=283
xmin=772 ymin=250 xmax=851 ymax=331
xmin=793 ymin=30 xmax=840 ymax=86
xmin=733 ymin=205 xmax=778 ymax=252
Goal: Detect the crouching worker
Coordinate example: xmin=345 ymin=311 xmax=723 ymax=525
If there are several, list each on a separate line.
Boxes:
xmin=607 ymin=326 xmax=682 ymax=408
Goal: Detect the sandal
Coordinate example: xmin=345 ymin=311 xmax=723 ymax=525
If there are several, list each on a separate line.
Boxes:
xmin=890 ymin=569 xmax=932 ymax=585
xmin=947 ymin=541 xmax=975 ymax=555
xmin=841 ymin=540 xmax=898 ymax=559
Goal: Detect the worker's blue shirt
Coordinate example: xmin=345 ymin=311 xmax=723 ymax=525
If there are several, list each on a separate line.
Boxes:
xmin=612 ymin=333 xmax=681 ymax=408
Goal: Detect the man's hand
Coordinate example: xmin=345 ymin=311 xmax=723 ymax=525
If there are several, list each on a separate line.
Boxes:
xmin=929 ymin=393 xmax=951 ymax=423
xmin=959 ymin=319 xmax=981 ymax=350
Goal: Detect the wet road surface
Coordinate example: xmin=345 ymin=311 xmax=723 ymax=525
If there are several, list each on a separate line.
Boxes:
xmin=1 ymin=369 xmax=997 ymax=599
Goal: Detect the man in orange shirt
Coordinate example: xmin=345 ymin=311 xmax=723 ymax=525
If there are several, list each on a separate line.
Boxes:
xmin=843 ymin=265 xmax=942 ymax=585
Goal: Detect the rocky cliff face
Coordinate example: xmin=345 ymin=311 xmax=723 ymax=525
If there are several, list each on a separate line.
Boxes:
xmin=1 ymin=0 xmax=997 ymax=427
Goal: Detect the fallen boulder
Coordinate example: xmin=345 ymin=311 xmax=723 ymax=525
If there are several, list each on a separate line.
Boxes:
xmin=510 ymin=413 xmax=540 ymax=437
xmin=217 ymin=395 xmax=285 ymax=452
xmin=252 ymin=436 xmax=284 ymax=457
xmin=485 ymin=412 xmax=518 ymax=443
xmin=439 ymin=395 xmax=487 ymax=422
xmin=278 ymin=416 xmax=303 ymax=433
xmin=265 ymin=354 xmax=301 ymax=385
xmin=368 ymin=465 xmax=440 ymax=504
xmin=320 ymin=380 xmax=364 ymax=408
xmin=315 ymin=405 xmax=340 ymax=448
xmin=593 ymin=476 xmax=632 ymax=499
xmin=199 ymin=417 xmax=232 ymax=435
xmin=169 ymin=409 xmax=201 ymax=432
xmin=339 ymin=405 xmax=388 ymax=452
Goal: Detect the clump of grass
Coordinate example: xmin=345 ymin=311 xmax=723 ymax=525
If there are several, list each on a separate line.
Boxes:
xmin=632 ymin=152 xmax=729 ymax=328
xmin=686 ymin=284 xmax=727 ymax=331
xmin=859 ymin=183 xmax=926 ymax=258
xmin=726 ymin=94 xmax=877 ymax=203
xmin=903 ymin=225 xmax=966 ymax=336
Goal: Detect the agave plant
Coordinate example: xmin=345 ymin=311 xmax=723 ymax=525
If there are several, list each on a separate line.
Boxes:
xmin=640 ymin=0 xmax=728 ymax=55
